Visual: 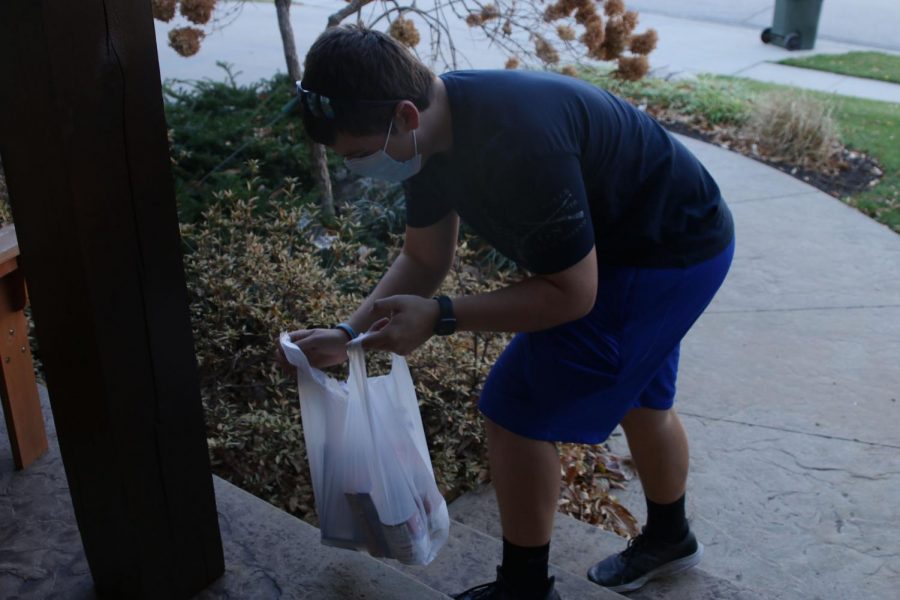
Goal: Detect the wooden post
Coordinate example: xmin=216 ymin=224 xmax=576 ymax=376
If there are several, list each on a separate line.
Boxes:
xmin=0 ymin=1 xmax=225 ymax=598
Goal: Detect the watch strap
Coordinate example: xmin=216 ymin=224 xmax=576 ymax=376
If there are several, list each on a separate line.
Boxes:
xmin=433 ymin=295 xmax=457 ymax=335
xmin=334 ymin=322 xmax=358 ymax=340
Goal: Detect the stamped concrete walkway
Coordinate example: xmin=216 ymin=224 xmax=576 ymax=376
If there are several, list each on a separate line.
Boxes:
xmin=601 ymin=135 xmax=900 ymax=599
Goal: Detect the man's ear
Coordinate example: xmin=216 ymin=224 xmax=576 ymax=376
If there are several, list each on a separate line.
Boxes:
xmin=393 ymin=100 xmax=420 ymax=133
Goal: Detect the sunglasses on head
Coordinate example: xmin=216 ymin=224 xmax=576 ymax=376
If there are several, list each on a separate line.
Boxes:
xmin=295 ymin=81 xmax=409 ymax=120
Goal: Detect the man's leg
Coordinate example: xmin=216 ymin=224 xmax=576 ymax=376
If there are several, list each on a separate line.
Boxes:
xmin=620 ymin=407 xmax=688 ymax=504
xmin=587 ymin=406 xmax=703 ymax=592
xmin=486 ymin=418 xmax=560 ymax=546
xmin=454 ymin=418 xmax=560 ymax=599
xmin=622 ymin=407 xmax=692 ymax=543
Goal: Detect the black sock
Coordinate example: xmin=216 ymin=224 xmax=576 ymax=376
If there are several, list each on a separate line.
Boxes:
xmin=644 ymin=494 xmax=689 ymax=543
xmin=500 ymin=537 xmax=550 ymax=597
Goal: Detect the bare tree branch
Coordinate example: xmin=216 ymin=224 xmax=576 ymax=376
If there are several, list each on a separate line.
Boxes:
xmin=328 ymin=0 xmax=376 ymax=29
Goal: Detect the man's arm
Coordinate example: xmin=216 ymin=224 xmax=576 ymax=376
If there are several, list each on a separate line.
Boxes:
xmin=276 ymin=211 xmax=458 ymax=372
xmin=363 ymin=246 xmax=598 ymax=355
xmin=363 ymin=151 xmax=598 ymax=354
xmin=453 ymin=245 xmax=597 ymax=333
xmin=347 ymin=210 xmax=459 ymax=334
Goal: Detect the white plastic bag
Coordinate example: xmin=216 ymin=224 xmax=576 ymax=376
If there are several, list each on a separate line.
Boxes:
xmin=279 ymin=332 xmax=450 ymax=565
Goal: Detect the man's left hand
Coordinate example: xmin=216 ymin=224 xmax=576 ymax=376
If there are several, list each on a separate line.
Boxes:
xmin=362 ymin=295 xmax=440 ymax=355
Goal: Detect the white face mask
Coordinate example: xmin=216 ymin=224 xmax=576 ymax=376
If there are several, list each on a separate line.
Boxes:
xmin=344 ymin=119 xmax=422 ymax=182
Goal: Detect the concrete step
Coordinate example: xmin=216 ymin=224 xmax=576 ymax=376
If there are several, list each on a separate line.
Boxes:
xmin=200 ymin=476 xmax=451 ymax=599
xmin=206 ymin=479 xmax=629 ymax=600
xmin=449 ymin=484 xmax=759 ymax=600
xmin=2 ymin=386 xmax=447 ymax=599
xmin=385 ymin=517 xmax=624 ymax=600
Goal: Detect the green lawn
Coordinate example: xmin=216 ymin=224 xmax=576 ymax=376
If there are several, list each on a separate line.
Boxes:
xmin=779 ymin=51 xmax=900 ymax=85
xmin=582 ymin=70 xmax=899 ymax=233
xmin=731 ymin=78 xmax=899 ymax=232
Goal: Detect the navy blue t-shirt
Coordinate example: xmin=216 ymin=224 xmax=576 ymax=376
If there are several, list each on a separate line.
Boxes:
xmin=403 ymin=70 xmax=734 ymax=274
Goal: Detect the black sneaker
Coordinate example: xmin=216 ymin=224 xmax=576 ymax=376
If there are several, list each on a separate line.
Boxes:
xmin=453 ymin=566 xmax=561 ymax=600
xmin=586 ymin=529 xmax=704 ymax=593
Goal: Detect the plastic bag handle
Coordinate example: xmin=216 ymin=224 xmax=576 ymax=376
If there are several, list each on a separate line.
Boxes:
xmin=346 ymin=333 xmax=372 ymax=381
xmin=279 ymin=332 xmax=332 ymax=390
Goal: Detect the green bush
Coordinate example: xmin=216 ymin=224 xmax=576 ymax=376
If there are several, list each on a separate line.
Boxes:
xmin=182 ymin=189 xmax=516 ymax=520
xmin=164 ymin=66 xmax=339 ymax=223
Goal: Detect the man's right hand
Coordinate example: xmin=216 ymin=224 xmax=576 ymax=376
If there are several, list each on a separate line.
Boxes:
xmin=275 ymin=328 xmax=351 ymax=375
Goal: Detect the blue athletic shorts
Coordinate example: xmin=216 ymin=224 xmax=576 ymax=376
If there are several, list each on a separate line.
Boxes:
xmin=479 ymin=238 xmax=735 ymax=444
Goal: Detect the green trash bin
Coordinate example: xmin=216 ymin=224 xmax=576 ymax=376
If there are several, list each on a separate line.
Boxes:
xmin=761 ymin=0 xmax=824 ymax=51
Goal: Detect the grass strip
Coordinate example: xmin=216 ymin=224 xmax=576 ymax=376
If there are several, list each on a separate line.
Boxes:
xmin=779 ymin=51 xmax=900 ymax=85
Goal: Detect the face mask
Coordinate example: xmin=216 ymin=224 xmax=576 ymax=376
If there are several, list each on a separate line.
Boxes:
xmin=344 ymin=120 xmax=421 ymax=182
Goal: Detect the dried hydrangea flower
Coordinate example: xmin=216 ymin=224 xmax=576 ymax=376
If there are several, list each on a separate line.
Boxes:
xmin=151 ymin=0 xmax=177 ymax=22
xmin=604 ymin=0 xmax=625 ymax=17
xmin=622 ymin=10 xmax=639 ymax=30
xmin=557 ymin=25 xmax=577 ymax=42
xmin=544 ymin=4 xmax=567 ymax=22
xmin=481 ymin=4 xmax=501 ymax=21
xmin=575 ymin=5 xmax=597 ymax=25
xmin=629 ymin=29 xmax=658 ymax=55
xmin=615 ymin=55 xmax=649 ymax=80
xmin=582 ymin=26 xmax=606 ymax=59
xmin=601 ymin=17 xmax=628 ymax=60
xmin=466 ymin=13 xmax=484 ymax=27
xmin=169 ymin=26 xmax=205 ymax=57
xmin=535 ymin=35 xmax=561 ymax=64
xmin=389 ymin=16 xmax=421 ymax=48
xmin=180 ymin=0 xmax=216 ymax=25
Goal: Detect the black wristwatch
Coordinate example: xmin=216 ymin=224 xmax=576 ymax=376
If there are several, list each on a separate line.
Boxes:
xmin=433 ymin=295 xmax=457 ymax=336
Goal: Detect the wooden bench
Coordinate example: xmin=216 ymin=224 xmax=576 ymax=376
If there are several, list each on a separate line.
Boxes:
xmin=0 ymin=224 xmax=47 ymax=469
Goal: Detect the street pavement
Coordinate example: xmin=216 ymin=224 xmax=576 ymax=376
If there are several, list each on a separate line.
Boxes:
xmin=625 ymin=0 xmax=900 ymax=52
xmin=155 ymin=1 xmax=900 ymax=102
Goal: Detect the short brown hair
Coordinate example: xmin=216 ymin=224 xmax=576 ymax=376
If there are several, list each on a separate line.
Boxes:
xmin=299 ymin=25 xmax=435 ymax=145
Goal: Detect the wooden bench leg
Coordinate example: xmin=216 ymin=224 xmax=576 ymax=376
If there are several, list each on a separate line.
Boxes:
xmin=0 ymin=265 xmax=47 ymax=469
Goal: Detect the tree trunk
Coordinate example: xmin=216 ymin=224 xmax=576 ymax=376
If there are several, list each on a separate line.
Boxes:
xmin=274 ymin=0 xmax=335 ymax=221
xmin=274 ymin=0 xmax=302 ymax=82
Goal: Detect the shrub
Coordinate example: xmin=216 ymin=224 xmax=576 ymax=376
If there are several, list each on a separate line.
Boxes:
xmin=181 ymin=189 xmax=344 ymax=518
xmin=183 ymin=188 xmax=637 ymax=536
xmin=743 ymin=91 xmax=841 ymax=170
xmin=163 ymin=70 xmax=335 ymax=223
xmin=181 ymin=181 xmax=524 ymax=518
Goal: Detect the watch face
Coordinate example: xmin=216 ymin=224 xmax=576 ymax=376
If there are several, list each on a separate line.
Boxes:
xmin=436 ymin=318 xmax=457 ymax=336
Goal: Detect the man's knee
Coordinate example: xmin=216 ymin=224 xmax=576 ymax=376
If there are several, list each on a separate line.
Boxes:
xmin=485 ymin=417 xmax=557 ymax=454
xmin=620 ymin=406 xmax=676 ymax=436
